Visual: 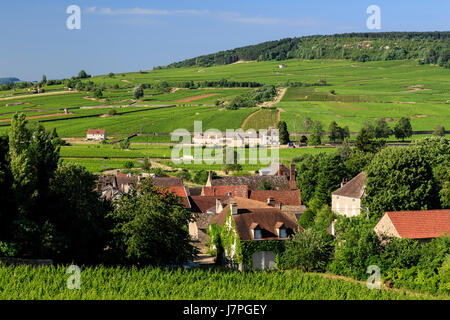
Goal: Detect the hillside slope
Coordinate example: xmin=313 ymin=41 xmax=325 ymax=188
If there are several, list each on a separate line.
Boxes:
xmin=0 ymin=77 xmax=20 ymax=84
xmin=165 ymin=32 xmax=450 ymax=69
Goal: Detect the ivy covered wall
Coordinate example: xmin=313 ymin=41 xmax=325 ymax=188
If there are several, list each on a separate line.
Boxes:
xmin=207 ymin=209 xmax=286 ymax=270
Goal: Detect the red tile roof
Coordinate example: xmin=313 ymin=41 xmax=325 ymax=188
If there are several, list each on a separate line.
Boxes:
xmin=189 ymin=196 xmax=219 ymax=213
xmin=165 ymin=186 xmax=191 ymax=209
xmin=87 ymin=129 xmax=106 ymax=135
xmin=249 ymin=190 xmax=302 ymax=206
xmin=384 ymin=210 xmax=450 ymax=239
xmin=209 ymin=175 xmax=291 ymax=191
xmin=151 ymin=177 xmax=184 ymax=187
xmin=221 ymin=197 xmax=273 ymax=209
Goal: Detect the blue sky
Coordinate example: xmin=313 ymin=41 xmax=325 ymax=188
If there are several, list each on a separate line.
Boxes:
xmin=1 ymin=0 xmax=449 ymax=81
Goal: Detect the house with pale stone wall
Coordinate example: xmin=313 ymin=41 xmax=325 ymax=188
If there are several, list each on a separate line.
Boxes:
xmin=331 ymin=172 xmax=366 ymax=218
xmin=374 ymin=209 xmax=450 ymax=242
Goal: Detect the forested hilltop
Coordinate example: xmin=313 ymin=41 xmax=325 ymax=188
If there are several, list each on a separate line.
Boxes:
xmin=165 ymin=32 xmax=450 ymax=69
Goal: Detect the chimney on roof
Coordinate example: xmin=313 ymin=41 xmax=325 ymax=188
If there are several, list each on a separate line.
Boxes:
xmin=278 ymin=164 xmax=283 ymax=176
xmin=267 ymin=197 xmax=276 ymax=207
xmin=341 ymin=178 xmax=347 ymax=188
xmin=216 ymin=199 xmax=222 ymax=213
xmin=231 ymin=203 xmax=238 ymax=215
xmin=290 ymin=162 xmax=296 ymax=190
xmin=206 ymin=171 xmax=213 ymax=187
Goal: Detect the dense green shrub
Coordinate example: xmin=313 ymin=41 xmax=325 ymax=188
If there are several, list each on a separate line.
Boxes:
xmin=328 ymin=216 xmax=382 ymax=280
xmin=279 ymin=229 xmax=333 ymax=272
xmin=107 ymin=179 xmax=197 ymax=265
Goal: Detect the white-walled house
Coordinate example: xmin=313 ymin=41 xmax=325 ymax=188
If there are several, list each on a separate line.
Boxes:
xmin=331 ymin=172 xmax=366 ymax=218
xmin=86 ymin=129 xmax=107 ymax=141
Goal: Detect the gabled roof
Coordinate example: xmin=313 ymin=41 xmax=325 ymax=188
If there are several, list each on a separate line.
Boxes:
xmin=189 ymin=196 xmax=219 ymax=213
xmin=165 ymin=186 xmax=191 ymax=209
xmin=96 ymin=175 xmax=136 ymax=192
xmin=202 ymin=185 xmax=249 ymax=198
xmin=221 ymin=197 xmax=273 ymax=209
xmin=381 ymin=210 xmax=450 ymax=239
xmin=211 ymin=204 xmax=300 ymax=241
xmin=249 ymin=190 xmax=302 ymax=206
xmin=209 ymin=175 xmax=291 ymax=191
xmin=151 ymin=177 xmax=184 ymax=187
xmin=332 ymin=172 xmax=366 ymax=199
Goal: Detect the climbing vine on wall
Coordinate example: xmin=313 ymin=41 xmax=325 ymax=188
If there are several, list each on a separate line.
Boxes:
xmin=207 ymin=210 xmax=287 ymax=269
xmin=241 ymin=240 xmax=285 ymax=269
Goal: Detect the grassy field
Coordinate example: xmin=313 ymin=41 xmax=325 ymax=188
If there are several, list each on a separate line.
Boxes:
xmin=242 ymin=108 xmax=279 ymax=130
xmin=1 ymin=59 xmax=448 ymax=172
xmin=1 ymin=59 xmax=448 ymax=136
xmin=0 ymin=105 xmax=257 ymax=138
xmin=0 ymin=266 xmax=445 ymax=300
xmin=58 ymin=145 xmax=336 ymax=173
xmin=61 ymin=158 xmax=138 ymax=173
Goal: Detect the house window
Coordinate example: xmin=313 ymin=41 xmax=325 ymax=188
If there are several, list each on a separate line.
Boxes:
xmin=279 ymin=228 xmax=287 ymax=239
xmin=254 ymin=230 xmax=262 ymax=240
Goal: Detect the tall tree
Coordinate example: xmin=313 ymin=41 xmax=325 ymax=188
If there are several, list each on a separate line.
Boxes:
xmin=308 ymin=121 xmax=323 ymax=146
xmin=277 ymin=121 xmax=290 ymax=144
xmin=303 ymin=117 xmax=313 ymax=133
xmin=363 ymin=120 xmax=376 ymax=138
xmin=433 ymin=125 xmax=446 ymax=137
xmin=107 ymin=179 xmax=197 ymax=265
xmin=355 ymin=127 xmax=385 ymax=154
xmin=394 ymin=117 xmax=413 ymax=141
xmin=78 ymin=70 xmax=89 ymax=79
xmin=328 ymin=121 xmax=340 ymax=143
xmin=134 ymin=86 xmax=144 ymax=100
xmin=363 ymin=146 xmax=441 ymax=220
xmin=314 ymin=154 xmax=347 ymax=206
xmin=47 ymin=163 xmax=109 ymax=263
xmin=8 ymin=113 xmax=60 ymax=257
xmin=374 ymin=118 xmax=392 ymax=139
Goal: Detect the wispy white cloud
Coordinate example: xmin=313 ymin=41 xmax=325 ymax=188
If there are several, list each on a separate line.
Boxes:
xmin=217 ymin=11 xmax=321 ymax=26
xmin=87 ymin=7 xmax=320 ymax=27
xmin=217 ymin=12 xmax=279 ymax=25
xmin=95 ymin=7 xmax=210 ymax=16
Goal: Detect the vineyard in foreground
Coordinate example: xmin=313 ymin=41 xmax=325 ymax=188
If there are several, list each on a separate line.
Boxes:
xmin=0 ymin=266 xmax=447 ymax=300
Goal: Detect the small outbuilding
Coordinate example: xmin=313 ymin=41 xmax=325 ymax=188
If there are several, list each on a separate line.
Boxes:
xmin=86 ymin=129 xmax=107 ymax=141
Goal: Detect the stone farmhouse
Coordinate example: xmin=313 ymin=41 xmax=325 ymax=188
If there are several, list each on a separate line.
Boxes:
xmin=209 ymin=201 xmax=300 ymax=270
xmin=192 ymin=127 xmax=279 ymax=147
xmin=331 ymin=172 xmax=366 ymax=218
xmin=86 ymin=129 xmax=107 ymax=141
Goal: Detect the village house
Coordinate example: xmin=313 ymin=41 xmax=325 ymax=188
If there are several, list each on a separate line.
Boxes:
xmin=331 ymin=172 xmax=366 ymax=218
xmin=192 ymin=127 xmax=279 ymax=147
xmin=374 ymin=209 xmax=450 ymax=242
xmin=208 ymin=201 xmax=301 ymax=271
xmin=189 ymin=185 xmax=305 ymax=243
xmin=205 ymin=166 xmax=296 ymax=191
xmin=86 ymin=129 xmax=107 ymax=141
xmin=189 ymin=196 xmax=220 ymax=243
xmin=96 ymin=174 xmax=138 ymax=201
